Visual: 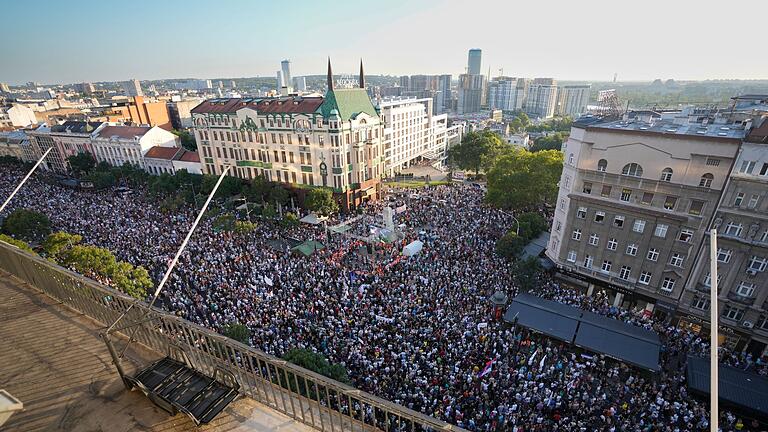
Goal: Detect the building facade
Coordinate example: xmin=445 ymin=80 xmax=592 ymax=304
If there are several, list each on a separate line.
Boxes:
xmin=190 ymin=60 xmax=384 ymax=209
xmin=526 ymin=78 xmax=558 ymax=119
xmin=556 ymin=84 xmax=591 ymax=117
xmin=143 ymin=146 xmax=202 ymax=175
xmin=26 ymin=121 xmax=107 ymax=173
xmin=91 ymin=125 xmax=178 ymax=170
xmin=457 ymin=74 xmax=486 ymax=115
xmin=122 ymin=79 xmax=143 ymax=97
xmin=467 ymin=49 xmax=482 ymax=75
xmin=0 ymin=130 xmax=26 ymax=159
xmin=679 ymin=116 xmax=768 ymax=355
xmin=548 ymin=116 xmax=744 ymax=315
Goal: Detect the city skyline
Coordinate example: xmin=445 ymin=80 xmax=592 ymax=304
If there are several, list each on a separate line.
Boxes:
xmin=2 ymin=0 xmax=768 ymax=85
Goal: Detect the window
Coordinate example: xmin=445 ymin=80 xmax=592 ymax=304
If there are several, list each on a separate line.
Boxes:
xmin=613 ymin=215 xmax=625 ymax=228
xmin=669 ymin=253 xmax=684 ymax=268
xmin=761 ymin=163 xmax=768 ymax=176
xmin=762 ymin=229 xmax=768 ymax=243
xmin=654 ymin=224 xmax=668 ymax=238
xmin=647 ymin=248 xmax=659 ymax=262
xmin=723 ymin=305 xmax=744 ymax=321
xmin=661 ymin=277 xmax=676 ymax=292
xmin=703 ymin=272 xmax=722 ymax=287
xmin=724 ymin=222 xmax=743 ymax=237
xmin=660 ymin=167 xmax=673 ymax=182
xmin=633 ymin=219 xmax=646 ymax=233
xmin=759 ymin=316 xmax=768 ymax=331
xmin=734 ymin=192 xmax=744 ymax=207
xmin=748 ymin=194 xmax=760 ymax=209
xmin=597 ymin=159 xmax=607 ymax=172
xmin=678 ymin=229 xmax=693 ymax=243
xmin=607 ymin=238 xmax=617 ymax=250
xmin=568 ymin=153 xmax=574 ymax=164
xmin=567 ymin=250 xmax=577 ymax=262
xmin=589 ymin=234 xmax=600 ymax=246
xmin=736 ymin=281 xmax=755 ymax=298
xmin=572 ymin=229 xmax=582 ymax=241
xmin=594 ymin=211 xmax=605 ymax=223
xmin=577 ymin=207 xmax=587 ymax=219
xmin=563 ymin=176 xmax=571 ymax=188
xmin=601 ymin=185 xmax=612 ymax=197
xmin=691 ymin=296 xmax=710 ymax=311
xmin=706 ymin=158 xmax=720 ymax=167
xmin=601 ymin=260 xmax=612 ymax=273
xmin=555 ymin=221 xmax=562 ymax=231
xmin=699 ymin=173 xmax=713 ymax=188
xmin=584 ymin=255 xmax=593 ymax=269
xmin=626 ymin=244 xmax=638 ymax=256
xmin=739 ymin=160 xmax=756 ymax=174
xmin=717 ymin=248 xmax=732 ymax=263
xmin=664 ymin=196 xmax=677 ymax=210
xmin=748 ymin=256 xmax=767 ymax=272
xmin=582 ymin=182 xmax=592 ymax=194
xmin=619 ymin=266 xmax=632 ymax=280
xmin=639 ymin=271 xmax=652 ymax=285
xmin=621 ymin=163 xmax=644 ymax=177
xmin=641 ymin=192 xmax=654 ymax=205
xmin=559 ymin=198 xmax=566 ymax=210
xmin=620 ymin=189 xmax=632 ymax=202
xmin=688 ymin=200 xmax=704 ymax=216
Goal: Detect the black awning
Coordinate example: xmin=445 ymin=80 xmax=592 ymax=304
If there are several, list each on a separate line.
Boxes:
xmin=687 ymin=355 xmax=768 ymax=419
xmin=503 ymin=294 xmax=579 ymax=342
xmin=574 ymin=323 xmax=660 ymax=371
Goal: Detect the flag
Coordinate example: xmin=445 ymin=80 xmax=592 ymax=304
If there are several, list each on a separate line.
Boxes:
xmin=477 ymin=357 xmax=498 ymax=378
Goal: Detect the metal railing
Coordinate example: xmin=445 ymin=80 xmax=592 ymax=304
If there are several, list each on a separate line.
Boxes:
xmin=0 ymin=242 xmax=464 ymax=432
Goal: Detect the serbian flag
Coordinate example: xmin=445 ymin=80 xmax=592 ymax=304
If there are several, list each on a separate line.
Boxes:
xmin=477 ymin=357 xmax=499 ymax=378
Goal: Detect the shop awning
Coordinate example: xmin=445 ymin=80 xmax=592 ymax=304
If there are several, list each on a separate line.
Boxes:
xmin=574 ymin=311 xmax=661 ymax=371
xmin=291 ymin=240 xmax=325 ymax=256
xmin=503 ymin=293 xmax=580 ymax=343
xmin=687 ymin=355 xmax=768 ymax=418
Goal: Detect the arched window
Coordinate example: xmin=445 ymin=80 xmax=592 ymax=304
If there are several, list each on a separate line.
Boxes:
xmin=621 ymin=163 xmax=644 ymax=177
xmin=597 ymin=159 xmax=607 ymax=172
xmin=660 ymin=167 xmax=673 ymax=182
xmin=568 ymin=153 xmax=574 ymax=165
xmin=699 ymin=173 xmax=714 ymax=188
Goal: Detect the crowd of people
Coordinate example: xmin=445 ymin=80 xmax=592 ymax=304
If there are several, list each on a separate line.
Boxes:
xmin=1 ymin=166 xmax=765 ymax=431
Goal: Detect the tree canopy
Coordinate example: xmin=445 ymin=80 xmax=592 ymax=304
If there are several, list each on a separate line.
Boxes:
xmin=486 ymin=148 xmax=563 ymax=210
xmin=57 ymin=243 xmax=151 ymax=299
xmin=222 ymin=323 xmax=250 ymax=344
xmin=304 ymin=188 xmax=338 ymax=216
xmin=530 ymin=132 xmax=569 ymax=152
xmin=283 ymin=348 xmax=351 ymax=384
xmin=171 ymin=129 xmax=197 ymax=151
xmin=0 ymin=234 xmax=35 ymax=253
xmin=447 ymin=130 xmax=506 ymax=174
xmin=67 ymin=152 xmax=96 ymax=176
xmin=1 ymin=209 xmax=51 ymax=242
xmin=42 ymin=231 xmax=82 ymax=260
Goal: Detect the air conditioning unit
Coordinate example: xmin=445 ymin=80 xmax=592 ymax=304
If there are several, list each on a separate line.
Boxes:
xmin=742 ymin=321 xmax=754 ymax=329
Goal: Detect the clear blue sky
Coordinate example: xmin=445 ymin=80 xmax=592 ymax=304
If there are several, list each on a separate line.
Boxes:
xmin=2 ymin=0 xmax=767 ymax=85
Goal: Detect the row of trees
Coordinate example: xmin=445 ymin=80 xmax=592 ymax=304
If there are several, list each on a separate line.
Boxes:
xmin=448 ymin=131 xmax=563 ymax=210
xmin=495 ymin=212 xmax=549 ymax=260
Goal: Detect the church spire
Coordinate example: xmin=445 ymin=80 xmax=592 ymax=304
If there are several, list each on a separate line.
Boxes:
xmin=327 ymin=57 xmax=334 ymax=91
xmin=359 ymin=59 xmax=365 ymax=88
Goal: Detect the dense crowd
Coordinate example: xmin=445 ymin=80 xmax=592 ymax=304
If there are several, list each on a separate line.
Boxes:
xmin=1 ymin=167 xmax=765 ymax=431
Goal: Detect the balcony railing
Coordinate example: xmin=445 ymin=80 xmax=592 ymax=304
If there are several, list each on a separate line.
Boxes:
xmin=0 ymin=242 xmax=463 ymax=432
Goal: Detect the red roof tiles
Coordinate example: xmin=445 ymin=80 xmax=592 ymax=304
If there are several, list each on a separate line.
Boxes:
xmin=144 ymin=146 xmax=182 ymax=160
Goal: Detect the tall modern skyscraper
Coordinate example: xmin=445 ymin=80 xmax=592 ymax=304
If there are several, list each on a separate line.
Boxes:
xmin=467 ymin=49 xmax=482 ymax=75
xmin=438 ymin=75 xmax=452 ymax=110
xmin=280 ymin=60 xmax=292 ymax=90
xmin=457 ymin=74 xmax=485 ymax=114
xmin=121 ymin=79 xmax=143 ymax=97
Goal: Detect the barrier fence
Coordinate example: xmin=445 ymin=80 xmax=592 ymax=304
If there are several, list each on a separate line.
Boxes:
xmin=0 ymin=242 xmax=464 ymax=432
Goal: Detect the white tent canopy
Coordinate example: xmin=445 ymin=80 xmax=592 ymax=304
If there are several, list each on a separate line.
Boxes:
xmin=402 ymin=240 xmax=423 ymax=257
xmin=300 ymin=213 xmax=323 ymax=225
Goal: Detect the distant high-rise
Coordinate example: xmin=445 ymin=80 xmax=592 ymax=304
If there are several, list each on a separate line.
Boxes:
xmin=467 ymin=49 xmax=482 ymax=75
xmin=74 ymin=82 xmax=95 ymax=95
xmin=121 ymin=79 xmax=143 ymax=97
xmin=438 ymin=75 xmax=452 ymax=110
xmin=487 ymin=76 xmax=520 ymax=111
xmin=526 ymin=78 xmax=558 ymax=118
xmin=230 ymin=80 xmax=237 ymax=89
xmin=293 ymin=76 xmax=307 ymax=92
xmin=0 ymin=82 xmax=10 ymax=93
xmin=281 ymin=60 xmax=292 ymax=90
xmin=276 ymin=71 xmax=283 ymax=89
xmin=399 ymin=75 xmax=410 ymax=89
xmin=457 ymin=74 xmax=485 ymax=114
xmin=555 ymin=84 xmax=591 ymax=116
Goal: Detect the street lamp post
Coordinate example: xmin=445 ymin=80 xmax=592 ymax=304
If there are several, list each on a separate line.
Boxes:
xmin=709 ymin=229 xmax=719 ymax=432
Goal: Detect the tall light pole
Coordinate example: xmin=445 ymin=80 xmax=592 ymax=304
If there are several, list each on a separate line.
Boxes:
xmin=709 ymin=229 xmax=719 ymax=432
xmin=0 ymin=147 xmax=52 ymax=214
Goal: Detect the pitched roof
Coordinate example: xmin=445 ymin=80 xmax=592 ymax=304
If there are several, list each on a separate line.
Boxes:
xmin=177 ymin=150 xmax=200 ymax=162
xmin=319 ymin=88 xmax=378 ymax=120
xmin=144 ymin=146 xmax=182 ymax=160
xmin=96 ymin=125 xmax=151 ymax=139
xmin=190 ymin=97 xmax=324 ymax=115
xmin=50 ymin=121 xmax=104 ymax=134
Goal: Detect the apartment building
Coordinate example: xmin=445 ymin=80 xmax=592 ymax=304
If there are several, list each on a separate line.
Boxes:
xmin=556 ymin=84 xmax=591 ymax=117
xmin=190 ymin=60 xmax=384 ymax=209
xmin=91 ymin=125 xmax=178 ymax=170
xmin=378 ymin=97 xmax=450 ymax=176
xmin=526 ymin=78 xmax=558 ymax=119
xmin=547 ymin=114 xmax=744 ymax=316
xmin=26 ymin=121 xmax=107 ymax=173
xmin=457 ymin=74 xmax=485 ymax=114
xmin=679 ymin=116 xmax=768 ymax=355
xmin=0 ymin=130 xmax=26 ymax=159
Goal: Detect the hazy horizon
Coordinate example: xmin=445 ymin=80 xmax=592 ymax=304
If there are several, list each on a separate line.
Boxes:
xmin=3 ymin=0 xmax=767 ymax=85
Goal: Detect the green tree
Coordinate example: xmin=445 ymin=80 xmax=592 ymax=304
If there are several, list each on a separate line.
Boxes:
xmin=66 ymin=152 xmax=96 ymax=176
xmin=1 ymin=209 xmax=51 ymax=242
xmin=243 ymin=176 xmax=271 ymax=203
xmin=508 ymin=118 xmax=523 ymax=133
xmin=57 ymin=244 xmax=149 ymax=299
xmin=511 ymin=257 xmax=542 ymax=292
xmin=448 ymin=130 xmax=506 ymax=174
xmin=85 ymin=170 xmax=116 ymax=189
xmin=281 ymin=212 xmax=299 ymax=228
xmin=234 ymin=220 xmax=257 ymax=234
xmin=268 ymin=185 xmax=290 ymax=207
xmin=0 ymin=234 xmax=35 ymax=253
xmin=42 ymin=232 xmax=82 ymax=260
xmin=516 ymin=212 xmax=548 ymax=241
xmin=222 ymin=323 xmax=250 ymax=344
xmin=171 ymin=129 xmax=197 ymax=151
xmin=530 ymin=132 xmax=569 ymax=152
xmin=304 ymin=188 xmax=338 ymax=216
xmin=517 ymin=112 xmax=530 ymax=128
xmin=486 ymin=148 xmax=563 ymax=210
xmin=149 ymin=172 xmax=178 ymax=196
xmin=495 ymin=231 xmax=527 ymax=259
xmin=282 ymin=348 xmax=351 ymax=384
